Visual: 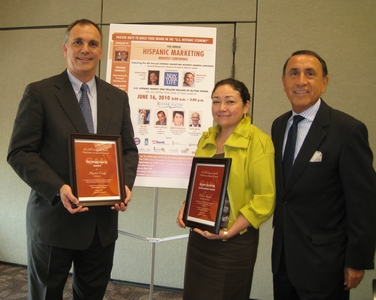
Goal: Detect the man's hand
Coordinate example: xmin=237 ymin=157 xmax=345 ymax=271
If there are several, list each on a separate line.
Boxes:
xmin=111 ymin=185 xmax=131 ymax=212
xmin=176 ymin=202 xmax=186 ymax=228
xmin=344 ymin=267 xmax=364 ymax=290
xmin=60 ymin=184 xmax=89 ymax=214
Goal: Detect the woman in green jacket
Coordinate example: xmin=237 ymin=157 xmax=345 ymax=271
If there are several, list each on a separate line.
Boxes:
xmin=177 ymin=78 xmax=276 ymax=299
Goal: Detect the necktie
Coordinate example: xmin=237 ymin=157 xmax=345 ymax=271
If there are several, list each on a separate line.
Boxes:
xmin=79 ymin=83 xmax=94 ymax=133
xmin=283 ymin=115 xmax=304 ymax=184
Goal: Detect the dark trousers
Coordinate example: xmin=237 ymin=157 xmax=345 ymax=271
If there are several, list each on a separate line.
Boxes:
xmin=27 ymin=229 xmax=115 ymax=300
xmin=273 ymin=248 xmax=349 ymax=300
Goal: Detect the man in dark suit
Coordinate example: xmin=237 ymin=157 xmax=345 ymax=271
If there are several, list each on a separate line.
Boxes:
xmin=7 ymin=19 xmax=138 ymax=299
xmin=271 ymin=50 xmax=376 ymax=299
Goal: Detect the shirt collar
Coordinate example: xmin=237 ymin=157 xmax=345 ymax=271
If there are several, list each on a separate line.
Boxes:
xmin=290 ymin=98 xmax=321 ymax=122
xmin=66 ymin=69 xmax=96 ymax=97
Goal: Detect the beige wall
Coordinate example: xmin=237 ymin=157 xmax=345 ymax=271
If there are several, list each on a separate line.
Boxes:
xmin=1 ymin=1 xmax=375 ymax=299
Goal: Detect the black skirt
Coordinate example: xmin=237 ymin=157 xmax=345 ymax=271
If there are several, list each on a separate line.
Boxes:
xmin=183 ymin=227 xmax=259 ymax=300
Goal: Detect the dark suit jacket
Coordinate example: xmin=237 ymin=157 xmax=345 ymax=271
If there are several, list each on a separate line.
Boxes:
xmin=271 ymin=99 xmax=376 ymax=293
xmin=7 ymin=70 xmax=139 ymax=250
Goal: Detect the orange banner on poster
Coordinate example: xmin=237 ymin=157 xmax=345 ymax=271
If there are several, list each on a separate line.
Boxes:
xmin=112 ymin=33 xmax=214 ymax=44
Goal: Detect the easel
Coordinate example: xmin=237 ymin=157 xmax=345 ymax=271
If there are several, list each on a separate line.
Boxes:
xmin=118 ymin=187 xmax=188 ymax=300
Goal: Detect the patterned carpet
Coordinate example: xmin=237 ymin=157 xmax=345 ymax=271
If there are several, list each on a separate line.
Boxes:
xmin=0 ymin=262 xmax=183 ymax=300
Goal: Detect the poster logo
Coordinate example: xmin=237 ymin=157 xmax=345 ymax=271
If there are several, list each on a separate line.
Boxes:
xmin=164 ymin=72 xmax=179 ymax=86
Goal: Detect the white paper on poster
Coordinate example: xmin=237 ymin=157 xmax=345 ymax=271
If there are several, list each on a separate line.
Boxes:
xmin=106 ymin=24 xmax=216 ymax=188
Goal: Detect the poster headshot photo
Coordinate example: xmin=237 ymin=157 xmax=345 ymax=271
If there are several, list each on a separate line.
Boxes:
xmin=148 ymin=70 xmax=160 ymax=86
xmin=182 ymin=72 xmax=195 ymax=87
xmin=114 ymin=51 xmax=122 ymax=61
xmin=189 ymin=111 xmax=202 ymax=127
xmin=138 ymin=109 xmax=150 ymax=125
xmin=115 ymin=50 xmax=128 ymax=62
xmin=171 ymin=110 xmax=185 ymax=127
xmin=155 ymin=110 xmax=167 ymax=126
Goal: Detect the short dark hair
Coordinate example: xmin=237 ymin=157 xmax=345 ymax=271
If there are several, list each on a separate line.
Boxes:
xmin=173 ymin=111 xmax=184 ymax=118
xmin=283 ymin=50 xmax=328 ymax=78
xmin=184 ymin=72 xmax=194 ymax=78
xmin=211 ymin=78 xmax=251 ymax=105
xmin=64 ymin=19 xmax=102 ymax=45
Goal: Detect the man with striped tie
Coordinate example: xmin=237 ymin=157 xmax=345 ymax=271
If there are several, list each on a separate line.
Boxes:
xmin=7 ymin=19 xmax=138 ymax=300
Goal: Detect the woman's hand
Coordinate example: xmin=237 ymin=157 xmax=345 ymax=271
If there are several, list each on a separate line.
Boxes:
xmin=193 ymin=214 xmax=252 ymax=240
xmin=193 ymin=228 xmax=227 ymax=240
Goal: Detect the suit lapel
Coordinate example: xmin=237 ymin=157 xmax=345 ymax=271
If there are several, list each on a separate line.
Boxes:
xmin=274 ymin=112 xmax=291 ymax=192
xmin=96 ymin=78 xmax=111 ymax=134
xmin=54 ymin=71 xmax=90 ymax=133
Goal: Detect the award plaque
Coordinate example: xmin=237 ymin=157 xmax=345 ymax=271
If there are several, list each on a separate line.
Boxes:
xmin=183 ymin=157 xmax=232 ymax=234
xmin=69 ymin=134 xmax=125 ymax=206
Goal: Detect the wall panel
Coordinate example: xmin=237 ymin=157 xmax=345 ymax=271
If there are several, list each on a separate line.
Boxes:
xmin=102 ymin=0 xmax=256 ymax=24
xmin=0 ymin=0 xmax=102 ymax=28
xmin=0 ymin=28 xmax=66 ymax=264
xmin=234 ymin=23 xmax=256 ymax=111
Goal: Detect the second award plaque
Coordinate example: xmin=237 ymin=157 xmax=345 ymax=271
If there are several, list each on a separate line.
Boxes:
xmin=69 ymin=133 xmax=125 ymax=206
xmin=183 ymin=157 xmax=232 ymax=234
